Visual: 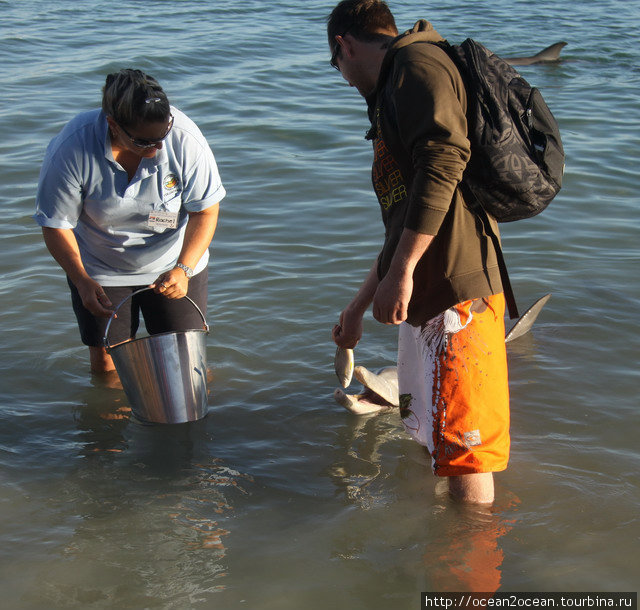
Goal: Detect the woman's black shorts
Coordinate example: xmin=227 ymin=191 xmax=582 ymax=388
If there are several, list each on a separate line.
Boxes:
xmin=68 ymin=269 xmax=208 ymax=347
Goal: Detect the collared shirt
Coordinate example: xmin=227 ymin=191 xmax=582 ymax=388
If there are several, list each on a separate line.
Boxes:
xmin=34 ymin=107 xmax=226 ymax=286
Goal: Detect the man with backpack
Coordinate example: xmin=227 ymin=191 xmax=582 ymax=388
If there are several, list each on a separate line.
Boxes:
xmin=328 ymin=0 xmax=510 ymax=504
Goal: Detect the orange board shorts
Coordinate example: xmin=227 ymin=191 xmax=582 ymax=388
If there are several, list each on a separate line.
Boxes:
xmin=397 ymin=293 xmax=510 ymax=476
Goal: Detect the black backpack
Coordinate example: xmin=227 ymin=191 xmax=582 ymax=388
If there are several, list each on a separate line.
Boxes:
xmin=438 ymin=38 xmax=565 ymax=318
xmin=439 ymin=38 xmax=564 ymax=221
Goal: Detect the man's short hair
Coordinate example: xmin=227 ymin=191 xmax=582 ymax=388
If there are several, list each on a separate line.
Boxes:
xmin=327 ymin=0 xmax=398 ymax=50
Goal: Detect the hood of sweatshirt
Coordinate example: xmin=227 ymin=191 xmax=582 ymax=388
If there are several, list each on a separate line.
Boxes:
xmin=373 ymin=20 xmax=445 ymax=96
xmin=393 ymin=19 xmax=445 ymax=50
xmin=365 ymin=20 xmax=447 ymax=128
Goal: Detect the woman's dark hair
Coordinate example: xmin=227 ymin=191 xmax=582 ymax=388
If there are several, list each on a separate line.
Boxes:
xmin=102 ymin=69 xmax=170 ymax=128
xmin=327 ymin=0 xmax=398 ymax=49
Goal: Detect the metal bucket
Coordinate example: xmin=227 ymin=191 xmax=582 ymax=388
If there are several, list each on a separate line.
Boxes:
xmin=104 ymin=288 xmax=209 ymax=424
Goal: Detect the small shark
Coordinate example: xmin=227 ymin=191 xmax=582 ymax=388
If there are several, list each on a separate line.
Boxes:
xmin=334 ymin=365 xmax=399 ymax=416
xmin=334 ymin=294 xmax=551 ymax=415
xmin=503 ymin=41 xmax=567 ymax=66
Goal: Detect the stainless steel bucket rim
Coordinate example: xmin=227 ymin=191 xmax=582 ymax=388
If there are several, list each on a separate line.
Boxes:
xmin=106 ymin=327 xmax=209 ymax=353
xmin=103 ymin=287 xmax=209 ymax=350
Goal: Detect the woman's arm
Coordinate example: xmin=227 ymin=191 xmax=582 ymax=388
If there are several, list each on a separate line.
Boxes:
xmin=42 ymin=227 xmax=113 ymax=316
xmin=151 ymin=203 xmax=220 ymax=299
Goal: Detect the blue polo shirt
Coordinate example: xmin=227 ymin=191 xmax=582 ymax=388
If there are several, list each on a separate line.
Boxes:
xmin=34 ymin=107 xmax=226 ymax=286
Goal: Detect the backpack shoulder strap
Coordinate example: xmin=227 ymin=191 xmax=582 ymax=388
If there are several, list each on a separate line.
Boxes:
xmin=437 ymin=39 xmax=521 ymax=320
xmin=460 ymin=182 xmax=520 ymax=319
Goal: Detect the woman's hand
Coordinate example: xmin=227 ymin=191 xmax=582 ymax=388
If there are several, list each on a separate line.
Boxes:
xmin=150 ymin=267 xmax=189 ymax=299
xmin=76 ymin=277 xmax=113 ymax=317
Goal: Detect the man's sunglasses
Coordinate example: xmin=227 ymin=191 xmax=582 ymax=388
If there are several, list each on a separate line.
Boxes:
xmin=330 ymin=43 xmax=342 ymax=70
xmin=330 ymin=31 xmax=349 ymax=70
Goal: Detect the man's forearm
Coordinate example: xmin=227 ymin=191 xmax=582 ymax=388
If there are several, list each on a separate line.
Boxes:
xmin=372 ymin=228 xmax=434 ymax=325
xmin=346 ymin=260 xmax=380 ymax=315
xmin=386 ymin=228 xmax=434 ymax=281
xmin=332 ymin=259 xmax=381 ymax=348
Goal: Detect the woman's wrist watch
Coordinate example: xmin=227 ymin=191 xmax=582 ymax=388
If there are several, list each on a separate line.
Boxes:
xmin=174 ymin=262 xmax=194 ymax=279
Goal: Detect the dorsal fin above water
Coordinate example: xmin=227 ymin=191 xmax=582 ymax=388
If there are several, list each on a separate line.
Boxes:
xmin=504 ymin=41 xmax=567 ymax=66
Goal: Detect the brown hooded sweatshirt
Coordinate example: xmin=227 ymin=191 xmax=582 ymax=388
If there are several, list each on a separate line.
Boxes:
xmin=366 ymin=20 xmax=503 ymax=325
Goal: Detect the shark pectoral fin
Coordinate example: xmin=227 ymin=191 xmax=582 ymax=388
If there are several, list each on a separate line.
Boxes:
xmin=505 ymin=293 xmax=551 ymax=343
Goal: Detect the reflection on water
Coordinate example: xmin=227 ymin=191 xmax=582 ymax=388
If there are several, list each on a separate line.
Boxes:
xmin=427 ymin=499 xmax=517 ymax=593
xmin=326 ymin=414 xmax=391 ymax=509
xmin=326 ymin=408 xmax=520 ymax=594
xmin=16 ymin=385 xmax=255 ymax=607
xmin=72 ymin=381 xmax=130 ymax=456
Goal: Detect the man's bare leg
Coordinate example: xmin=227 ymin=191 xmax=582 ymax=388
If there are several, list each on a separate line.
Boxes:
xmin=448 ymin=472 xmax=494 ymax=504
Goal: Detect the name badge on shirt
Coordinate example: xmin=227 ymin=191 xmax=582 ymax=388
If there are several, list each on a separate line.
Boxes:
xmin=148 ymin=211 xmax=178 ymax=230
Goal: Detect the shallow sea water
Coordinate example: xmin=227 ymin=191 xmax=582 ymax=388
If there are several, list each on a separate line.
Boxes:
xmin=0 ymin=0 xmax=639 ymax=607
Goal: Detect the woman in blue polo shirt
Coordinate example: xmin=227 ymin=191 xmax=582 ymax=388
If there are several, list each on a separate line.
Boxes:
xmin=34 ymin=69 xmax=226 ymax=375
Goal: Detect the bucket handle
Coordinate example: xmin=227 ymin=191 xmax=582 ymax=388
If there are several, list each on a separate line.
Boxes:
xmin=103 ymin=287 xmax=209 ymax=350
